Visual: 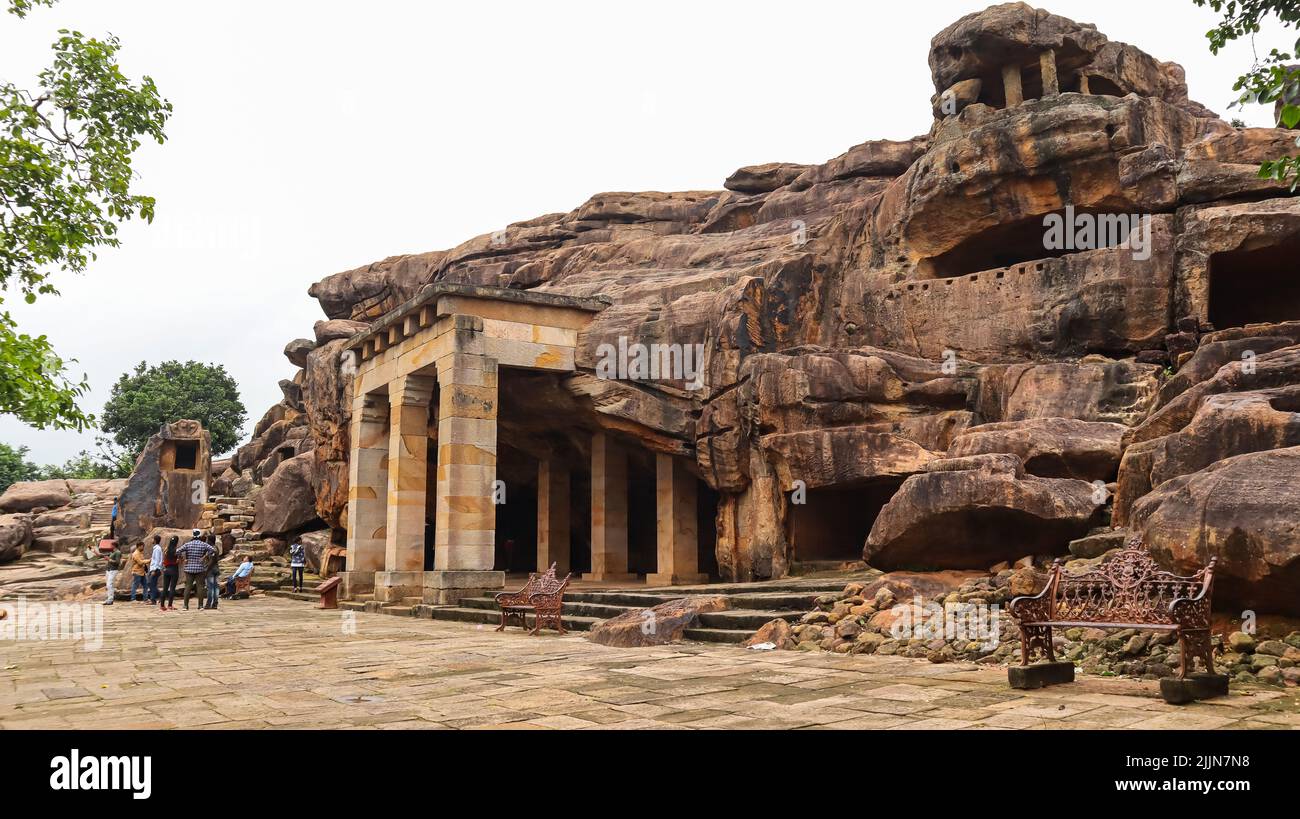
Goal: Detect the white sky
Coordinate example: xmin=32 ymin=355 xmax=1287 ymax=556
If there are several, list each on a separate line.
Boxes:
xmin=0 ymin=0 xmax=1292 ymax=463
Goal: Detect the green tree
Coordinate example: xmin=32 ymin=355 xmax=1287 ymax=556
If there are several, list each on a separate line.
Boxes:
xmin=101 ymin=361 xmax=246 ymax=458
xmin=1196 ymin=0 xmax=1300 ymax=185
xmin=35 ymin=447 xmax=124 ymax=479
xmin=1 ymin=0 xmax=172 ymax=429
xmin=0 ymin=440 xmax=39 ymax=492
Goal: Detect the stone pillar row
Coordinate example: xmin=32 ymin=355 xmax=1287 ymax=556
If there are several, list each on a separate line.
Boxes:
xmin=345 ymin=321 xmax=707 ymax=603
xmin=1002 ymin=47 xmax=1059 ymax=108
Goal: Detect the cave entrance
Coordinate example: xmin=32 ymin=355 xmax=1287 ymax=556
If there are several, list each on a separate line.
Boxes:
xmin=697 ymin=480 xmax=720 ymax=581
xmin=1086 ymin=75 xmax=1125 ymax=97
xmin=493 ymin=441 xmax=538 ymax=575
xmin=626 ymin=449 xmax=658 ymax=576
xmin=569 ymin=468 xmax=592 ymax=577
xmin=170 ymin=440 xmax=199 ymax=471
xmin=1208 ymin=237 xmax=1300 ymax=329
xmin=788 ymin=478 xmax=903 ymax=565
xmin=917 ymin=208 xmax=1141 ymax=279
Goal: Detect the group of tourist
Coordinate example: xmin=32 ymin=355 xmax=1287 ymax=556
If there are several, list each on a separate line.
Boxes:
xmin=102 ymin=529 xmax=258 ymax=611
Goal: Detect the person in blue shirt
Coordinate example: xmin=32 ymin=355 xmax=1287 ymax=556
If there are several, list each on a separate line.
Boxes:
xmin=223 ymin=557 xmax=254 ymax=598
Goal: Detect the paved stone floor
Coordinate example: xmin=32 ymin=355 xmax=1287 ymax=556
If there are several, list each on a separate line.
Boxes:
xmin=2 ymin=597 xmax=1298 ymax=730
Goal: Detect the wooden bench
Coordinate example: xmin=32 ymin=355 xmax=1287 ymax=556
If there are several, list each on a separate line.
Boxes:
xmin=1008 ymin=536 xmax=1217 ymax=688
xmin=494 ymin=563 xmax=571 ymax=635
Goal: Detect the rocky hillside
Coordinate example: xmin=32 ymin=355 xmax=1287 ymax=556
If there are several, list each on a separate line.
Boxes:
xmin=229 ymin=3 xmax=1300 ymax=617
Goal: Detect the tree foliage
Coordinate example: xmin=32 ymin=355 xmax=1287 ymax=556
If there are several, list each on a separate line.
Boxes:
xmin=101 ymin=361 xmax=246 ymax=458
xmin=1 ymin=0 xmax=171 ymax=429
xmin=1196 ymin=0 xmax=1300 ymax=186
xmin=0 ymin=439 xmax=127 ymax=492
xmin=36 ymin=447 xmax=123 ymax=479
xmin=0 ymin=440 xmax=39 ymax=491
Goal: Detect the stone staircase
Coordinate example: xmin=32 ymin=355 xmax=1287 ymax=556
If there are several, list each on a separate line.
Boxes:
xmin=198 ymin=495 xmax=262 ymax=547
xmin=282 ymin=575 xmax=868 ymax=644
xmin=88 ymin=502 xmax=114 ymax=530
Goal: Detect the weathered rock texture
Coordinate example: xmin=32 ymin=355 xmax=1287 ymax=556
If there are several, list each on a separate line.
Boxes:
xmin=117 ymin=420 xmax=211 ymax=546
xmin=585 ymin=596 xmax=729 ymax=647
xmin=232 ymin=3 xmax=1300 ymax=616
xmin=0 ymin=479 xmax=123 ymax=567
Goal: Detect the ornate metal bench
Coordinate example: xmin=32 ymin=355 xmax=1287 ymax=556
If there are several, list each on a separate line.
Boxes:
xmin=494 ymin=563 xmax=571 ymax=635
xmin=1008 ymin=536 xmax=1217 ymax=689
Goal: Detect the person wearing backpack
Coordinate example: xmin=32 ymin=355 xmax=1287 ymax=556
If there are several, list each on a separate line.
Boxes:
xmin=160 ymin=536 xmax=180 ymax=611
xmin=204 ymin=534 xmax=222 ymax=610
xmin=288 ymin=540 xmax=306 ymax=593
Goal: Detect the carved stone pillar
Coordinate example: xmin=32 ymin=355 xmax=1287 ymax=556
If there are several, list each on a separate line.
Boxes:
xmin=343 ymin=392 xmax=388 ymax=597
xmin=586 ymin=432 xmax=635 ymax=582
xmin=648 ymin=453 xmax=707 ymax=586
xmin=537 ymin=457 xmax=570 ymax=576
xmin=375 ymin=373 xmax=435 ymax=602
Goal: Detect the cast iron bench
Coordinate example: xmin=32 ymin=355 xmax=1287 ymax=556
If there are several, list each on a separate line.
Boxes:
xmin=494 ymin=563 xmax=571 ymax=635
xmin=1008 ymin=536 xmax=1217 ymax=691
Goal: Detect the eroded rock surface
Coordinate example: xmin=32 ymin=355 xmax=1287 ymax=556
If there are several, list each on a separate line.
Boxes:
xmin=208 ymin=3 xmax=1300 ymax=619
xmin=586 ymin=596 xmax=729 ymax=647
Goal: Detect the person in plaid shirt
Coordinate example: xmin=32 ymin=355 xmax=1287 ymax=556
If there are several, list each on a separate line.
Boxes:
xmin=177 ymin=530 xmax=215 ymax=610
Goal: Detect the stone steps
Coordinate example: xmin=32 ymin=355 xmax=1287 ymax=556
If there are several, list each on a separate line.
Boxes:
xmin=458 ymin=594 xmax=797 ymax=630
xmin=263 ymin=572 xmax=857 ymax=645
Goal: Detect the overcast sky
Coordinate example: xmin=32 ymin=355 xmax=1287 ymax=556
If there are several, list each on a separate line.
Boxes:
xmin=0 ymin=0 xmax=1291 ymax=464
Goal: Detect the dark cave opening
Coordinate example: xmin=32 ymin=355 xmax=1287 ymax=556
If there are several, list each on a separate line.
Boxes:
xmin=917 ymin=208 xmax=1143 ymax=279
xmin=788 ymin=479 xmax=903 ymax=563
xmin=698 ymin=480 xmax=720 ymax=581
xmin=627 ymin=451 xmax=657 ymax=576
xmin=493 ymin=441 xmax=539 ymax=574
xmin=1209 ymin=238 xmax=1300 ymax=330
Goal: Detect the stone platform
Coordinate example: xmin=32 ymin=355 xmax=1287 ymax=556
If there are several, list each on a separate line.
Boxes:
xmin=2 ymin=597 xmax=1296 ymax=730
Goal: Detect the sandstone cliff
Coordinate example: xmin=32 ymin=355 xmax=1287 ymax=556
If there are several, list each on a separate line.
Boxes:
xmin=232 ymin=2 xmax=1300 ymax=616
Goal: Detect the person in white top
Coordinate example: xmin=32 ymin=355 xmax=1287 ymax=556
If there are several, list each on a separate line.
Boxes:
xmin=147 ymin=534 xmax=164 ymax=604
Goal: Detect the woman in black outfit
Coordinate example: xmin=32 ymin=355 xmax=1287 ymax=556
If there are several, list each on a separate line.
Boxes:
xmin=160 ymin=535 xmax=180 ymax=611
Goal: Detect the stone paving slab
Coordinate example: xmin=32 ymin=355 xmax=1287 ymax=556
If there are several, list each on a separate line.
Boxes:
xmin=1 ymin=597 xmax=1296 ymax=730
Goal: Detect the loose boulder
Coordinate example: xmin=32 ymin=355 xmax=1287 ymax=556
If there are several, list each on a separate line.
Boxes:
xmin=1129 ymin=446 xmax=1300 ymax=616
xmin=864 ymin=454 xmax=1107 ymax=570
xmin=947 ymin=417 xmax=1125 ymax=481
xmin=253 ymin=452 xmax=321 ymax=535
xmin=0 ymin=513 xmax=33 ymax=563
xmin=586 ymin=596 xmax=729 ymax=647
xmin=0 ymin=480 xmax=71 ymax=513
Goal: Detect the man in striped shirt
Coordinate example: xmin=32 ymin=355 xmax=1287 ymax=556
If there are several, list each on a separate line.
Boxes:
xmin=177 ymin=530 xmax=215 ymax=610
